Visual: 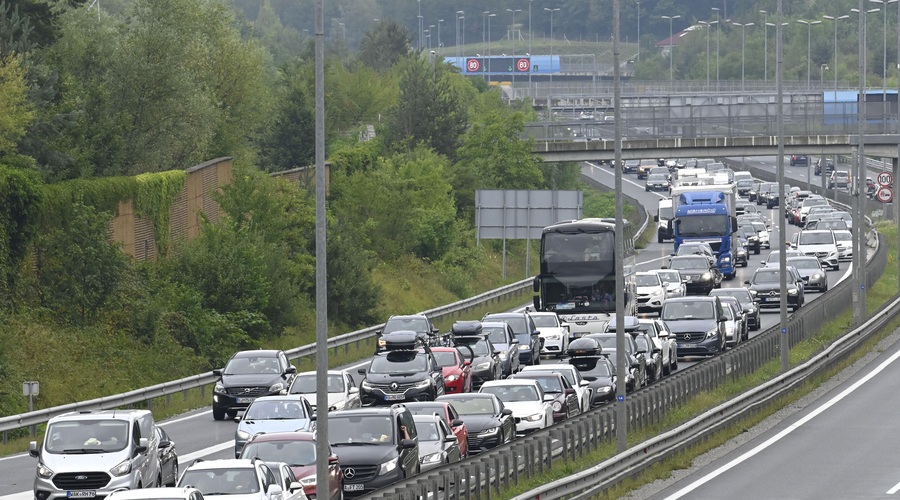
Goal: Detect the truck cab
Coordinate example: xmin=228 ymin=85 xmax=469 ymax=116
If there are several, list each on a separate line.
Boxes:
xmin=655 ymin=198 xmax=674 ymax=243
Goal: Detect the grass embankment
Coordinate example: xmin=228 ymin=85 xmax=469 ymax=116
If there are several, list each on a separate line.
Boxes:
xmin=493 ymin=223 xmax=900 ymax=500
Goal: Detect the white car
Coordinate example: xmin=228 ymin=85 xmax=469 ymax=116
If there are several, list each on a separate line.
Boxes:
xmin=653 ymin=269 xmax=686 ymax=298
xmin=479 ymin=379 xmax=554 ymax=435
xmin=520 ymin=364 xmax=593 ymax=413
xmin=178 ymin=458 xmax=306 ymax=500
xmin=794 ymin=230 xmax=840 ymax=271
xmin=637 ymin=318 xmax=678 ymax=375
xmin=107 ymin=489 xmax=205 ymax=500
xmin=529 ymin=311 xmax=570 ymax=357
xmin=635 ymin=271 xmax=667 ymax=314
xmin=287 ymin=370 xmax=361 ymax=413
xmin=833 ymin=229 xmax=853 ymax=261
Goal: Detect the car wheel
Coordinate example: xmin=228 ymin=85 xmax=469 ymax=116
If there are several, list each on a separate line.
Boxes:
xmin=213 ymin=407 xmax=225 ymax=421
xmin=658 ymin=234 xmax=664 ymax=244
xmin=833 ymin=263 xmax=840 ymax=271
xmin=754 ymin=247 xmax=760 ymax=255
xmin=168 ymin=460 xmax=178 ymax=486
xmin=156 ymin=474 xmax=162 ymax=487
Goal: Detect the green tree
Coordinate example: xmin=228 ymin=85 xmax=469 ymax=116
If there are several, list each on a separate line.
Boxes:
xmin=386 ymin=55 xmax=468 ymax=158
xmin=35 ymin=199 xmax=128 ymax=325
xmin=257 ymin=72 xmax=316 ymax=172
xmin=0 ymin=55 xmax=34 ymax=154
xmin=0 ymin=164 xmax=43 ymax=303
xmin=359 ymin=20 xmax=411 ymax=73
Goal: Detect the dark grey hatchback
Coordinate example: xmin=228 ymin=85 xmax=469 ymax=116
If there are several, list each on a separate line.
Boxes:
xmin=482 ymin=312 xmax=543 ymax=366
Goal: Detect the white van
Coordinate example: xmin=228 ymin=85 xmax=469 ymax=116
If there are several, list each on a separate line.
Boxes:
xmin=29 ymin=409 xmax=161 ymax=498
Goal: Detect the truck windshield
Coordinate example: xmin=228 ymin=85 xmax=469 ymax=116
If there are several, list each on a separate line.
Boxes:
xmin=676 ymin=214 xmax=729 ymax=237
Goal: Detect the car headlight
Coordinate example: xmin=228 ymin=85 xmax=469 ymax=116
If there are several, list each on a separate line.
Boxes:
xmin=269 ymin=382 xmax=285 ymax=393
xmin=748 ymin=289 xmax=758 ymax=297
xmin=236 ymin=429 xmax=251 ymax=440
xmin=36 ymin=463 xmax=53 ymax=479
xmin=595 ymin=386 xmax=612 ymax=394
xmin=421 ymin=452 xmax=444 ymax=464
xmin=706 ymin=328 xmax=719 ymax=339
xmin=446 ymin=374 xmax=459 ymax=382
xmin=545 ymin=334 xmax=560 ymax=340
xmin=720 ymin=257 xmax=731 ymax=263
xmin=551 ymin=401 xmax=562 ymax=412
xmin=525 ymin=413 xmax=544 ymax=422
xmin=414 ymin=379 xmax=431 ymax=389
xmin=479 ymin=427 xmax=499 ymax=435
xmin=299 ymin=475 xmax=316 ymax=486
xmin=701 ymin=273 xmax=712 ymax=281
xmin=361 ymin=380 xmax=373 ymax=390
xmin=475 ymin=362 xmax=491 ymax=370
xmin=214 ymin=382 xmax=224 ymax=393
xmin=651 ymin=289 xmax=663 ymax=296
xmin=812 ymin=273 xmax=823 ymax=280
xmin=109 ymin=459 xmax=132 ymax=477
xmin=498 ymin=352 xmax=508 ymax=360
xmin=379 ymin=457 xmax=399 ymax=475
xmin=788 ymin=288 xmax=799 ymax=295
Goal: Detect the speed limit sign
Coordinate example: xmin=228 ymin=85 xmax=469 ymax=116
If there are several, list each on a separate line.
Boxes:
xmin=877 ymin=171 xmax=893 ymax=187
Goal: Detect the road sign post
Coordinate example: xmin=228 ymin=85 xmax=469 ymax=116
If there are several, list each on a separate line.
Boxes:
xmin=23 ymin=381 xmax=39 ymax=436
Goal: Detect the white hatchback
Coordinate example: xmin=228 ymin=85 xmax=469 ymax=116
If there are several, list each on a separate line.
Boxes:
xmin=479 ymin=379 xmax=554 ymax=435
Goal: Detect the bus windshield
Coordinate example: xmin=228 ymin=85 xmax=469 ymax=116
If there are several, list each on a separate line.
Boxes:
xmin=540 ymin=231 xmax=617 ymax=314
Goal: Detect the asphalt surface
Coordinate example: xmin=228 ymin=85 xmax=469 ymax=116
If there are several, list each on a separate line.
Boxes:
xmin=0 ymin=155 xmax=866 ymax=498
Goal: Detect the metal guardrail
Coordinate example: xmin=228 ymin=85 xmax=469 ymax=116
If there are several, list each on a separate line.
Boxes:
xmin=0 ymin=172 xmax=647 ymax=440
xmin=361 ymin=170 xmax=888 ymax=499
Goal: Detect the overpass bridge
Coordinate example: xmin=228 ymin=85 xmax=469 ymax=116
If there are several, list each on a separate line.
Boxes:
xmin=524 ymin=88 xmax=900 ymax=164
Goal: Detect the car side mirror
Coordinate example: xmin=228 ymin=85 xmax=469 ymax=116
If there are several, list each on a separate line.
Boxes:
xmin=579 ymin=380 xmax=589 ymax=387
xmin=565 ymin=388 xmax=576 ymax=396
xmin=463 ymin=360 xmax=471 ymax=366
xmin=660 ymin=266 xmax=668 ymax=269
xmin=288 ymin=481 xmax=303 ymax=493
xmin=286 ymin=366 xmax=297 ymax=374
xmin=444 ymin=435 xmax=458 ymax=443
xmin=212 ymin=369 xmax=223 ymax=377
xmin=533 ymin=330 xmax=541 ymax=336
xmin=28 ymin=441 xmax=38 ymax=458
xmin=493 ymin=350 xmax=501 ymax=356
xmin=501 ymin=408 xmax=513 ymax=416
xmin=543 ymin=394 xmax=555 ymax=402
xmin=329 ymin=454 xmax=340 ymax=464
xmin=357 ymin=368 xmax=367 ymax=376
xmin=134 ymin=437 xmax=149 ymax=456
xmin=659 ymin=331 xmax=669 ymax=338
xmin=400 ymin=438 xmax=417 ymax=449
xmin=349 ymin=386 xmax=359 ymax=394
xmin=744 ymin=280 xmax=751 ymax=285
xmin=510 ymin=339 xmax=520 ymax=344
xmin=157 ymin=439 xmax=170 ymax=449
xmin=266 ymin=484 xmax=283 ymax=496
xmin=653 ymin=215 xmax=659 ymax=222
xmin=451 ymin=419 xmax=464 ymax=427
xmin=233 ymin=415 xmax=241 ymax=423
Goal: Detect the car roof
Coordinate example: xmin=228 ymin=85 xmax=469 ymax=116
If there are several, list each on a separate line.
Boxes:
xmin=248 ymin=395 xmax=308 ymax=404
xmin=480 ymin=320 xmax=511 ymax=328
xmin=233 ymin=349 xmax=281 ymax=358
xmin=247 ymin=431 xmax=317 ymax=443
xmin=53 ymin=409 xmax=151 ymax=422
xmin=107 ymin=488 xmax=201 ymax=500
xmin=296 ymin=370 xmax=347 ymax=376
xmin=412 ymin=413 xmax=445 ymax=423
xmin=480 ymin=379 xmax=541 ymax=388
xmin=186 ymin=458 xmax=259 ymax=471
xmin=330 ymin=406 xmax=406 ymax=417
xmin=664 ymin=296 xmax=718 ymax=303
xmin=439 ymin=393 xmax=497 ymax=400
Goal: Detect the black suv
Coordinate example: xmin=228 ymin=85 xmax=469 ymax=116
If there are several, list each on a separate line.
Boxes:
xmin=376 ymin=314 xmax=440 ymax=350
xmin=212 ymin=350 xmax=297 ymax=421
xmin=328 ymin=405 xmax=420 ymax=497
xmin=660 ymin=296 xmax=727 ymax=357
xmin=358 ymin=332 xmax=446 ymax=405
xmin=666 ymin=255 xmax=722 ymax=295
xmin=745 ymin=267 xmax=805 ymax=312
xmin=790 ymin=154 xmax=809 ymax=166
xmin=482 ymin=312 xmax=542 ymax=365
xmin=815 ymin=157 xmax=835 ymax=176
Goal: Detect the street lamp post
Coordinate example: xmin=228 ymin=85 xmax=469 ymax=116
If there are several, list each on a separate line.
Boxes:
xmin=820 ymin=63 xmax=829 ymax=82
xmin=823 ymin=14 xmax=851 ymax=101
xmin=482 ymin=11 xmax=489 ymax=44
xmin=661 ymin=15 xmax=681 ymax=87
xmin=425 ymin=29 xmax=430 ymax=51
xmin=428 ymin=25 xmax=434 ymax=50
xmin=699 ymin=20 xmax=716 ymax=88
xmin=712 ymin=7 xmax=720 ymax=90
xmin=797 ymin=19 xmax=822 ymax=90
xmin=417 ymin=0 xmax=422 ymax=50
xmin=488 ymin=13 xmax=496 ymax=82
xmin=437 ymin=19 xmax=443 ymax=49
xmin=636 ymin=0 xmax=642 ymax=63
xmin=760 ymin=10 xmax=768 ymax=83
xmin=528 ymin=0 xmax=533 ymax=95
xmin=545 ymin=8 xmax=560 ymax=85
xmin=507 ymin=8 xmax=521 ymax=88
xmin=456 ymin=11 xmax=465 ymax=59
xmin=733 ymin=22 xmax=755 ymax=91
xmin=870 ymin=0 xmax=898 ymax=98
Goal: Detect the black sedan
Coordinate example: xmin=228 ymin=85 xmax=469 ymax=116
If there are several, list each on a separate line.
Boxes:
xmin=738 ymin=225 xmax=761 ymax=255
xmin=667 ymin=255 xmax=723 ymax=295
xmin=787 ymin=256 xmax=829 ymax=293
xmin=584 ymin=333 xmax=647 ymax=391
xmin=155 ymin=425 xmax=179 ymax=486
xmin=437 ymin=393 xmax=515 ymax=454
xmin=566 ymin=339 xmax=617 ymax=407
xmin=709 ymin=287 xmax=761 ymax=331
xmin=645 ymin=173 xmax=670 ymax=192
xmin=745 ymin=267 xmax=804 ymax=312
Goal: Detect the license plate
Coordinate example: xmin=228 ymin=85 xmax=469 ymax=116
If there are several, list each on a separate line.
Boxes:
xmin=344 ymin=484 xmax=364 ymax=492
xmin=678 ymin=343 xmax=690 ymax=349
xmin=236 ymin=397 xmax=254 ymax=404
xmin=384 ymin=394 xmax=405 ymax=401
xmin=765 ymin=297 xmax=780 ymax=302
xmin=67 ymin=492 xmax=96 ymax=499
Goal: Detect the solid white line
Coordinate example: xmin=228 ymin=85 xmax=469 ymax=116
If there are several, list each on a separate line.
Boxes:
xmin=663 ymin=347 xmax=900 ymax=499
xmin=887 ymin=480 xmax=900 ymax=495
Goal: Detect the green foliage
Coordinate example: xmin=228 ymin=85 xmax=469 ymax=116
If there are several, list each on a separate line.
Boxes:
xmin=134 ymin=170 xmax=187 ymax=256
xmin=256 ymin=69 xmax=316 ymax=172
xmin=328 ymin=138 xmax=384 ymax=176
xmin=325 ymin=218 xmax=381 ymax=327
xmin=0 ymin=55 xmax=34 ymax=153
xmin=582 ymin=190 xmax=617 ymax=218
xmin=0 ymin=164 xmax=43 ymax=303
xmin=41 ymin=176 xmax=138 ymax=223
xmin=386 ymin=55 xmax=468 ymax=158
xmin=359 ymin=20 xmax=411 ymax=73
xmin=34 ymin=199 xmax=128 ymax=325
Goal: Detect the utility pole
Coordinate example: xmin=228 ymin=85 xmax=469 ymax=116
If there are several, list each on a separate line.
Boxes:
xmin=612 ymin=0 xmax=627 ymax=454
xmin=777 ymin=0 xmax=789 ymax=373
xmin=661 ymin=15 xmax=681 ymax=88
xmin=761 ymin=10 xmax=768 ymax=83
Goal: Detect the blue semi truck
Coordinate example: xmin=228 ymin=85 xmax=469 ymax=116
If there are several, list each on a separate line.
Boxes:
xmin=670 ymin=184 xmax=738 ymax=279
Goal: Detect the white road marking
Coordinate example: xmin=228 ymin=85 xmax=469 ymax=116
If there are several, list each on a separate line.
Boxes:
xmin=663 ymin=347 xmax=900 ymax=499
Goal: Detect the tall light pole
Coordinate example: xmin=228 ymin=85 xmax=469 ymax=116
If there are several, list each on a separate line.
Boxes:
xmin=661 ymin=15 xmax=681 ymax=86
xmin=507 ymin=8 xmax=522 ymax=54
xmin=760 ymin=10 xmax=768 ymax=83
xmin=456 ymin=10 xmax=464 ymax=59
xmin=482 ymin=11 xmax=489 ymax=44
xmin=823 ymin=14 xmax=851 ymax=101
xmin=896 ymin=0 xmax=900 ymax=269
xmin=820 ymin=63 xmax=829 ymax=82
xmin=733 ymin=22 xmax=754 ymax=91
xmin=528 ymin=0 xmax=533 ymax=94
xmin=636 ymin=0 xmax=642 ymax=63
xmin=545 ymin=7 xmax=560 ymax=84
xmin=488 ymin=13 xmax=496 ymax=81
xmin=437 ymin=19 xmax=443 ymax=48
xmin=870 ymin=0 xmax=898 ymax=98
xmin=797 ymin=19 xmax=822 ymax=90
xmin=417 ymin=0 xmax=422 ymax=50
xmin=712 ymin=7 xmax=720 ymax=90
xmin=699 ymin=20 xmax=715 ymax=88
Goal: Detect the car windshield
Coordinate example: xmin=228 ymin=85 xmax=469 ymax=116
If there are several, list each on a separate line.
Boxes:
xmin=569 ymin=357 xmax=612 ymax=378
xmin=290 ymin=374 xmax=344 ymax=394
xmin=329 ymin=415 xmax=394 ymax=444
xmin=648 ymin=174 xmax=667 ymax=182
xmin=670 ymin=256 xmax=709 ymax=270
xmin=224 ymin=356 xmax=281 ymax=375
xmin=539 ymin=368 xmax=576 ymax=386
xmin=661 ymin=301 xmax=716 ymax=320
xmin=178 ymin=468 xmax=260 ymax=494
xmin=722 ymin=306 xmax=735 ymax=320
xmin=710 ymin=289 xmax=751 ymax=304
xmin=798 ymin=232 xmax=834 ymax=245
xmin=634 ymin=336 xmax=652 ymax=351
xmin=751 ymin=222 xmax=766 ymax=232
xmin=788 ymin=257 xmax=821 ymax=269
xmin=531 ymin=315 xmax=560 ymax=328
xmin=240 ymin=440 xmax=316 ymax=467
xmin=433 ymin=351 xmax=459 ymax=367
xmin=244 ymin=399 xmax=307 ymax=420
xmin=384 ymin=317 xmax=430 ymax=334
xmin=484 ymin=315 xmax=526 ymax=334
xmin=514 ymin=333 xmax=532 ymax=346
xmin=655 ymin=271 xmax=680 ymax=284
xmin=753 ymin=270 xmax=782 ymax=284
xmin=834 ymin=231 xmax=852 ymax=242
xmin=414 ymin=421 xmax=442 ymax=441
xmin=469 ymin=340 xmax=492 ymax=357
xmin=44 ymin=420 xmax=129 ymax=454
xmin=482 ymin=326 xmax=508 ymax=345
xmin=369 ymin=352 xmax=427 ymax=374
xmin=636 ymin=274 xmax=661 ymax=286
xmin=677 ymin=245 xmax=709 ymax=256
xmin=481 ymin=384 xmax=539 ymax=402
xmin=803 ymin=198 xmax=828 ymax=208
xmin=446 ymin=397 xmax=496 ymax=415
xmin=524 ymin=376 xmax=562 ymax=394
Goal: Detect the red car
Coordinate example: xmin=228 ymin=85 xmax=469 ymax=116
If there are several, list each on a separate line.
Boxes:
xmin=403 ymin=401 xmax=470 ymax=458
xmin=431 ymin=346 xmax=473 ymax=394
xmin=239 ymin=431 xmax=343 ymax=500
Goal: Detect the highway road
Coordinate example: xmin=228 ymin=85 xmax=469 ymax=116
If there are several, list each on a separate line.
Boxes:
xmin=0 ymin=155 xmax=865 ymax=499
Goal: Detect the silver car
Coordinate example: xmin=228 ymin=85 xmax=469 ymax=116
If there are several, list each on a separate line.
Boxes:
xmin=787 ymin=256 xmax=829 ymax=293
xmin=234 ymin=396 xmax=315 ymax=457
xmin=413 ymin=413 xmax=461 ymax=472
xmin=652 ymin=269 xmax=686 ymax=299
